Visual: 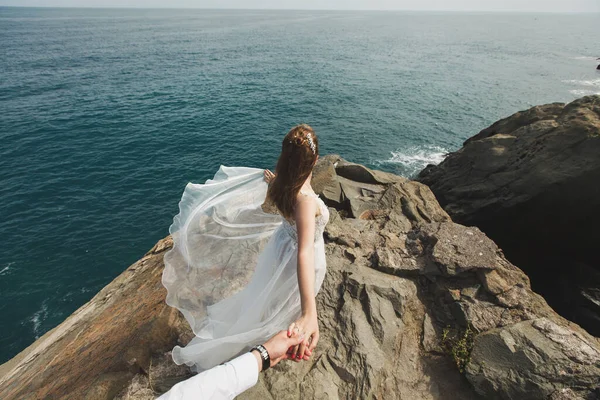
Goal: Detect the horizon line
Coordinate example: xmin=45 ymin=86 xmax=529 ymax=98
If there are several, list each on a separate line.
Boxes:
xmin=0 ymin=5 xmax=598 ymax=14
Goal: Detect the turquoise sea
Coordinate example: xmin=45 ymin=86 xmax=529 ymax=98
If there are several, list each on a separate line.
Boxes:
xmin=0 ymin=7 xmax=598 ymax=363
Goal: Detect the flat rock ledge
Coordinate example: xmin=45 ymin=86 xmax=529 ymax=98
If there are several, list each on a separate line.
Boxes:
xmin=1 ymin=156 xmax=599 ymax=400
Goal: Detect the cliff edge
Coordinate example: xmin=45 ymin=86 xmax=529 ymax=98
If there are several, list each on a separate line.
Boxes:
xmin=1 ymin=149 xmax=600 ymax=398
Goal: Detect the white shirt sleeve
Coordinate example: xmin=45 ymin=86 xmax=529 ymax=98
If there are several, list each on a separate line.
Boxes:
xmin=156 ymin=352 xmax=259 ymax=400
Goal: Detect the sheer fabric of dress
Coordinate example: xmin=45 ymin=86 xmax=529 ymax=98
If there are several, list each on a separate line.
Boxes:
xmin=162 ymin=166 xmax=329 ymax=373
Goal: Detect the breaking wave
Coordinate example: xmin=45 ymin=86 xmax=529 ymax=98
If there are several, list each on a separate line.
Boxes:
xmin=375 ymin=145 xmax=449 ymax=178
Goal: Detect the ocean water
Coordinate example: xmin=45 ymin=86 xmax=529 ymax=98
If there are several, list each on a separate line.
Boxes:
xmin=0 ymin=7 xmax=598 ymax=363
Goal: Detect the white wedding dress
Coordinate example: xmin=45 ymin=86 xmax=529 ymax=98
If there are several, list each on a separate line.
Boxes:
xmin=162 ymin=166 xmax=329 ymax=373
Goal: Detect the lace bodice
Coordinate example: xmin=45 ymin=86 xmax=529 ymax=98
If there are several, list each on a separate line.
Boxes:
xmin=281 ymin=191 xmax=329 ymax=243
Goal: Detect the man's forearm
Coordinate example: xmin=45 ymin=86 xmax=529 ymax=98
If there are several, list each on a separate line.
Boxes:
xmin=157 ymin=352 xmax=259 ymax=400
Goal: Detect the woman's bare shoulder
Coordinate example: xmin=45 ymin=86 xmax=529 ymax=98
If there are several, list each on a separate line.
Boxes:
xmin=295 ymin=191 xmax=318 ymax=208
xmin=297 ymin=188 xmax=318 ymax=199
xmin=294 ymin=192 xmax=318 ymax=222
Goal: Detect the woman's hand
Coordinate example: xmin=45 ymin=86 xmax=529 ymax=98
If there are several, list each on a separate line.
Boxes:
xmin=287 ymin=312 xmax=319 ymax=361
xmin=263 ymin=169 xmax=275 ymax=184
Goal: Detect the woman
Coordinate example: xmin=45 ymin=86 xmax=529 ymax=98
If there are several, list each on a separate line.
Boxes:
xmin=162 ymin=124 xmax=329 ymax=372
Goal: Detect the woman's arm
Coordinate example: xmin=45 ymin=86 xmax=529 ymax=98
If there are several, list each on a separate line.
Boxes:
xmin=295 ymin=195 xmax=317 ymax=317
xmin=287 ymin=194 xmax=320 ymax=360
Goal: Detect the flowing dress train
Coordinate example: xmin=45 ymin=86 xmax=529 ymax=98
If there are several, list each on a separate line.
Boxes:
xmin=162 ymin=166 xmax=329 ymax=372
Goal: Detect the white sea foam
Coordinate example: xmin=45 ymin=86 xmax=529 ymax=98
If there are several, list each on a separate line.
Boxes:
xmin=572 ymin=56 xmax=600 ymax=61
xmin=30 ymin=301 xmax=49 ymax=339
xmin=563 ymin=79 xmax=600 ymax=97
xmin=376 ymin=145 xmax=449 ymax=177
xmin=563 ymin=79 xmax=600 ymax=88
xmin=0 ymin=262 xmax=14 ymax=275
xmin=569 ymin=89 xmax=600 ymax=97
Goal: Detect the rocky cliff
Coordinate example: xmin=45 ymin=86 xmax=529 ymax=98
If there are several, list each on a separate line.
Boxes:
xmin=1 ymin=152 xmax=599 ymax=399
xmin=418 ymin=95 xmax=600 ymax=337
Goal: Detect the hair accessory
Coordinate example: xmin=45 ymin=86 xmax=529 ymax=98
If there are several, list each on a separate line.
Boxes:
xmin=288 ymin=134 xmax=316 ymax=156
xmin=306 ymin=133 xmax=316 ymax=155
xmin=251 ymin=344 xmax=271 ymax=371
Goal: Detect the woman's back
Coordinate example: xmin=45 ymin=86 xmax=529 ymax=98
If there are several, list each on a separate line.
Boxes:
xmin=280 ymin=190 xmax=329 ymax=243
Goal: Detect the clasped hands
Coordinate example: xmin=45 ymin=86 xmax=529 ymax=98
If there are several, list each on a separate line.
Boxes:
xmin=257 ymin=315 xmax=319 ymax=367
xmin=286 ymin=312 xmax=319 ymax=362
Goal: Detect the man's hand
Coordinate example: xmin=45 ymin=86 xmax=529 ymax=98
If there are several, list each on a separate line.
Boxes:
xmin=259 ymin=330 xmax=305 ymax=368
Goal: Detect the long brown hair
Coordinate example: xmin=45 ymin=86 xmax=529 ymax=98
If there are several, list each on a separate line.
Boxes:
xmin=267 ymin=124 xmax=319 ymax=221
